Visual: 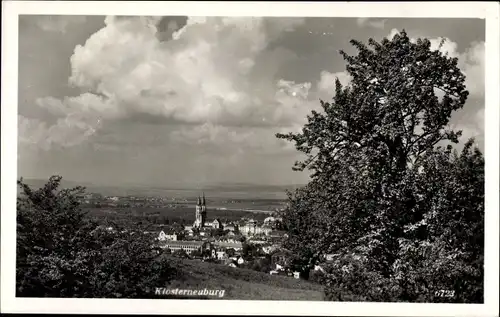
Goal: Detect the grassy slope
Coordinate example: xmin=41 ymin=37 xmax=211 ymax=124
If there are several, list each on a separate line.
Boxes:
xmin=162 ymin=256 xmax=325 ymax=300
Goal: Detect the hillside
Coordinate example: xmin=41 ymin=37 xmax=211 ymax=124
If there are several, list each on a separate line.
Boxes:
xmin=160 ymin=256 xmax=325 ymax=300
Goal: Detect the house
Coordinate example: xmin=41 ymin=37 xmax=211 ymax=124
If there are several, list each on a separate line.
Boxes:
xmin=239 ymin=219 xmax=273 ymax=237
xmin=157 ymin=231 xmax=177 ymax=241
xmin=184 ymin=226 xmax=194 ymax=236
xmin=263 ymin=216 xmax=276 ymax=225
xmin=248 ymin=239 xmax=266 ymax=245
xmin=293 ymin=271 xmax=300 ymax=279
xmin=214 ymin=241 xmax=243 ymax=251
xmin=216 ymin=250 xmax=227 ymax=260
xmin=237 ymin=256 xmax=245 ymax=265
xmin=159 ymin=240 xmax=204 ymax=254
xmin=223 ymin=223 xmax=238 ymax=232
xmin=202 ymin=241 xmax=213 ymax=250
xmin=211 ymin=219 xmax=223 ymax=229
xmin=324 ymin=254 xmax=338 ymax=262
xmin=228 ymin=263 xmax=237 ymax=268
xmin=262 ymin=245 xmax=278 ymax=254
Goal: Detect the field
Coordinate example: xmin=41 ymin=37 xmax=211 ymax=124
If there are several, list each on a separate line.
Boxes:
xmin=161 ymin=256 xmax=325 ymax=300
xmin=84 ymin=203 xmax=278 ymax=226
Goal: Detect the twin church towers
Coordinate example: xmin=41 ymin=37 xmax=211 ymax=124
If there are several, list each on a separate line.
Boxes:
xmin=193 ymin=193 xmax=207 ymax=228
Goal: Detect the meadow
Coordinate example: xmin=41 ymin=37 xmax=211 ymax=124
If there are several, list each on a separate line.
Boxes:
xmin=162 ymin=256 xmax=325 ymax=300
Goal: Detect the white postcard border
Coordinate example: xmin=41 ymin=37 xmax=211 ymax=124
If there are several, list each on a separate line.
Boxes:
xmin=1 ymin=1 xmax=498 ymax=316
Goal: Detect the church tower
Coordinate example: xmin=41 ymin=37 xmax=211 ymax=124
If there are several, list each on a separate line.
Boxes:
xmin=194 ymin=193 xmax=207 ymax=228
xmin=194 ymin=196 xmax=202 ymax=228
xmin=200 ymin=192 xmax=207 ymax=225
xmin=202 ymin=192 xmax=206 ymax=212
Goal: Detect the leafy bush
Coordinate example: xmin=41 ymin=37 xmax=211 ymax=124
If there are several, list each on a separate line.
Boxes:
xmin=16 ymin=176 xmax=176 ymax=298
xmin=172 ymin=248 xmax=190 ymax=259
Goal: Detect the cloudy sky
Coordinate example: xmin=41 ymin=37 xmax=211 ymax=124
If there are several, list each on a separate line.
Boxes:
xmin=17 ymin=16 xmax=485 ymax=187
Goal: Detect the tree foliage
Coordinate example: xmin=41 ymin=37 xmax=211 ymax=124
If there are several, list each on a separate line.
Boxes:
xmin=190 ymin=248 xmax=203 ymax=258
xmin=242 ymin=242 xmax=260 ymax=260
xmin=16 ymin=176 xmax=176 ymax=298
xmin=210 ymin=228 xmax=225 ymax=238
xmin=226 ymin=248 xmax=236 ymax=257
xmin=276 ymin=31 xmax=484 ymax=302
xmin=172 ymin=248 xmax=190 ymax=259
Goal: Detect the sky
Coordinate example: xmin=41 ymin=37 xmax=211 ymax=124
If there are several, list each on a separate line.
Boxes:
xmin=17 ymin=16 xmax=485 ymax=187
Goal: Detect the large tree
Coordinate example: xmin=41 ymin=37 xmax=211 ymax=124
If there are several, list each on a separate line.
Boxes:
xmin=276 ymin=30 xmax=484 ymax=302
xmin=16 ymin=176 xmax=176 ymax=298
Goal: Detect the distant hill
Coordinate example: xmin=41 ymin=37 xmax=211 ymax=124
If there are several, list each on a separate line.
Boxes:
xmin=203 ymin=182 xmax=305 ymax=192
xmin=18 ymin=178 xmax=306 ymax=199
xmin=20 ymin=178 xmax=90 ymax=189
xmin=162 ymin=256 xmax=324 ymax=300
xmin=18 ymin=178 xmax=135 ymax=197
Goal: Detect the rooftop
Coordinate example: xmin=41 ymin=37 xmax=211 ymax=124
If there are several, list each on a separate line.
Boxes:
xmin=160 ymin=240 xmax=204 ymax=247
xmin=214 ymin=241 xmax=243 ymax=248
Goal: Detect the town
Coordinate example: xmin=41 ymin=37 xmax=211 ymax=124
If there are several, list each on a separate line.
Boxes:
xmin=82 ymin=192 xmax=332 ymax=279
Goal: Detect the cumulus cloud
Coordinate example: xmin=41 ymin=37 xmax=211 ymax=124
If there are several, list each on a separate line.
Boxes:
xmin=317 ymin=70 xmax=352 ymax=96
xmin=273 ymin=80 xmax=317 ymax=125
xmin=357 ymin=18 xmax=387 ymax=29
xmin=429 ymin=39 xmax=484 ymax=97
xmin=387 ymin=28 xmax=400 ymax=41
xmin=18 ymin=114 xmax=101 ymax=151
xmin=26 ymin=16 xmax=315 ymax=151
xmin=36 ymin=15 xmax=87 ymax=33
xmin=31 ymin=15 xmax=313 ymax=151
xmin=460 ymin=41 xmax=484 ymax=97
xmin=29 ymin=19 xmax=484 ymax=155
xmin=453 ymin=106 xmax=484 ymax=146
xmin=429 ymin=37 xmax=459 ymax=58
xmin=36 ymin=93 xmax=120 ymax=119
xmin=428 ymin=39 xmax=484 ymax=97
xmin=65 ymin=16 xmax=308 ymax=126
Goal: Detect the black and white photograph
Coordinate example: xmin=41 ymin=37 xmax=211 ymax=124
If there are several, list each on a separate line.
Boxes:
xmin=1 ymin=1 xmax=499 ymax=316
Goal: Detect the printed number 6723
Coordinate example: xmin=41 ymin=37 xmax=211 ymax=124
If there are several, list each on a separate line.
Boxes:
xmin=435 ymin=290 xmax=455 ymax=297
